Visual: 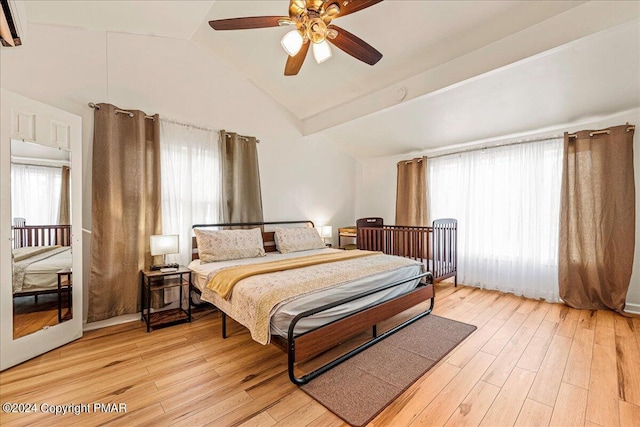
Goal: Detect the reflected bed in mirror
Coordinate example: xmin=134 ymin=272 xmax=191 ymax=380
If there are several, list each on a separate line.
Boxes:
xmin=10 ymin=140 xmax=72 ymax=339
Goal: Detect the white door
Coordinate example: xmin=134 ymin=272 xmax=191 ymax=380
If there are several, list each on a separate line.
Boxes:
xmin=1 ymin=89 xmax=83 ymax=370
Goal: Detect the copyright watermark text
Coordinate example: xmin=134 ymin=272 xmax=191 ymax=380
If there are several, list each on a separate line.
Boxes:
xmin=2 ymin=402 xmax=127 ymax=416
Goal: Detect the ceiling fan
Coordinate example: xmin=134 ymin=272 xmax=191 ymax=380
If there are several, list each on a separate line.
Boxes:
xmin=209 ymin=0 xmax=383 ymax=76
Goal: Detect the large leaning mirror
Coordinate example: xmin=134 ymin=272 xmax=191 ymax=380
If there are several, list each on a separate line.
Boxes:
xmin=1 ymin=88 xmax=82 ymax=371
xmin=10 ymin=139 xmax=72 ymax=338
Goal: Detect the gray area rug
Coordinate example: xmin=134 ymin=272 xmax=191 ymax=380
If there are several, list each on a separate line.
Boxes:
xmin=300 ymin=315 xmax=476 ymax=426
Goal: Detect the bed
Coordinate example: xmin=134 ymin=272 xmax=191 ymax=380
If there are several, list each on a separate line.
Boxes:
xmin=189 ymin=220 xmax=435 ymax=384
xmin=11 ymin=225 xmax=72 ymax=322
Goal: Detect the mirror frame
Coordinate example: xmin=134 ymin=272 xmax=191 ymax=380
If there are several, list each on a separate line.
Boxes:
xmin=1 ymin=89 xmax=83 ymax=370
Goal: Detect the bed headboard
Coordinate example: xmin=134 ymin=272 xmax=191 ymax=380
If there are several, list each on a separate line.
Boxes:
xmin=191 ymin=220 xmax=314 ymax=260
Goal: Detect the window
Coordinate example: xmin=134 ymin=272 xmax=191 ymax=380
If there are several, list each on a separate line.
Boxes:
xmin=428 ymin=138 xmax=563 ymax=301
xmin=159 ymin=120 xmax=222 ymax=266
xmin=11 ymin=164 xmax=62 ymax=225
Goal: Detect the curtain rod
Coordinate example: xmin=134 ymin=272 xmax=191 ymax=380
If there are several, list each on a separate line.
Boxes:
xmin=225 ymin=133 xmax=260 ymax=144
xmin=160 ymin=118 xmax=260 ymax=143
xmin=567 ymin=124 xmax=635 ymax=138
xmin=427 ymin=134 xmax=563 ymax=160
xmin=403 ymin=157 xmax=423 ymax=164
xmin=160 ymin=117 xmax=216 ymax=133
xmin=89 ymin=104 xmax=261 ymax=143
xmin=11 ymin=160 xmax=67 ymax=169
xmin=429 ymin=123 xmax=636 ymax=159
xmin=88 ymin=102 xmax=156 ymax=121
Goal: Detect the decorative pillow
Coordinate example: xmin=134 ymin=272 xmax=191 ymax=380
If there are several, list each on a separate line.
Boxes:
xmin=194 ymin=228 xmax=265 ymax=263
xmin=274 ymin=227 xmax=326 ymax=254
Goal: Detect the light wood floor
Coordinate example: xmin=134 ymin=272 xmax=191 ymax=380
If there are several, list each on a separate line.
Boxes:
xmin=1 ymin=282 xmax=639 ymax=426
xmin=12 ymin=294 xmax=72 ymax=339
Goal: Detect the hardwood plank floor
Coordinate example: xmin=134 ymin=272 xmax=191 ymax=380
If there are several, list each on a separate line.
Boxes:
xmin=12 ymin=293 xmax=72 ymax=339
xmin=1 ymin=283 xmax=639 ymax=427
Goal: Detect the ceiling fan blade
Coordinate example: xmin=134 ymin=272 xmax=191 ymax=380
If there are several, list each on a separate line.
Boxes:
xmin=327 ymin=25 xmax=382 ymax=65
xmin=284 ymin=42 xmax=310 ymax=76
xmin=324 ymin=0 xmax=383 ymax=19
xmin=209 ymin=16 xmax=289 ymax=30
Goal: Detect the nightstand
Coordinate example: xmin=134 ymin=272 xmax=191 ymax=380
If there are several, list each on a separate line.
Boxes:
xmin=338 ymin=226 xmax=356 ymax=248
xmin=56 ymin=268 xmax=72 ymax=322
xmin=140 ymin=266 xmax=192 ymax=332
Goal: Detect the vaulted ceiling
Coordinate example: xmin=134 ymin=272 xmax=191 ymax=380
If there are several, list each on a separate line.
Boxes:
xmin=22 ymin=1 xmax=640 ymax=157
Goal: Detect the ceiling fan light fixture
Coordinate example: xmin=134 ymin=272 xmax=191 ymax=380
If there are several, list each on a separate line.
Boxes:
xmin=281 ymin=29 xmax=303 ymax=56
xmin=308 ymin=17 xmax=327 ymax=43
xmin=209 ymin=0 xmax=384 ymax=76
xmin=325 ymin=4 xmax=340 ymax=19
xmin=312 ymin=40 xmax=332 ymax=64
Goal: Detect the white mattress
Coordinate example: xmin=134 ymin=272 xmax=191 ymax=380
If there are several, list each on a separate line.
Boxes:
xmin=189 ymin=248 xmax=423 ymax=338
xmin=20 ymin=248 xmax=72 ymax=291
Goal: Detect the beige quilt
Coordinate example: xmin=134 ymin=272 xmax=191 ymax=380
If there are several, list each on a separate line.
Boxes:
xmin=207 ymin=250 xmax=379 ymax=298
xmin=204 ymin=251 xmax=422 ymax=344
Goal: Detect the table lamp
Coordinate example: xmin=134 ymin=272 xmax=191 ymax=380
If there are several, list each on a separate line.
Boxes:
xmin=150 ymin=234 xmax=179 ymax=270
xmin=318 ymin=225 xmax=332 ymax=246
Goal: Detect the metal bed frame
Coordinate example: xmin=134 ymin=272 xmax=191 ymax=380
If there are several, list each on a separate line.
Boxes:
xmin=190 ymin=220 xmax=434 ymax=385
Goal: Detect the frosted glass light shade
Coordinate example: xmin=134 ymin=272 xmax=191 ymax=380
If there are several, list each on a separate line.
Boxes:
xmin=150 ymin=234 xmax=179 ymax=256
xmin=318 ymin=225 xmax=332 ymax=238
xmin=281 ymin=30 xmax=303 ymax=56
xmin=312 ymin=40 xmax=332 ymax=64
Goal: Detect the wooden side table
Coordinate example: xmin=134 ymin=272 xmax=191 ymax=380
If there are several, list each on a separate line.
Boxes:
xmin=338 ymin=226 xmax=357 ymax=249
xmin=56 ymin=268 xmax=72 ymax=322
xmin=140 ymin=266 xmax=192 ymax=332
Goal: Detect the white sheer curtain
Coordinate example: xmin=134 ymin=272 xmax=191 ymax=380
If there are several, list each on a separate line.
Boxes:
xmin=159 ymin=120 xmax=223 ymax=267
xmin=428 ymin=138 xmax=563 ymax=302
xmin=11 ymin=164 xmax=62 ymax=225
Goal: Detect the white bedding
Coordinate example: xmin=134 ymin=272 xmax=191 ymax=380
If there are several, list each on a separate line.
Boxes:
xmin=13 ymin=247 xmax=72 ymax=293
xmin=189 ymin=248 xmax=423 ymax=339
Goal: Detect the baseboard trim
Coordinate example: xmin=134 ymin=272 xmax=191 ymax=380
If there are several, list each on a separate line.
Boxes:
xmin=81 ymin=298 xmax=640 ymax=330
xmin=625 ymin=302 xmax=640 ymax=315
xmin=82 ymin=301 xmax=182 ymax=331
xmin=83 ymin=314 xmax=139 ymax=331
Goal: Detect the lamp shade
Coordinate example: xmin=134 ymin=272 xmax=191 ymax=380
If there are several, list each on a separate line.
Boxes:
xmin=318 ymin=225 xmax=332 ymax=239
xmin=312 ymin=40 xmax=332 ymax=64
xmin=150 ymin=234 xmax=179 ymax=256
xmin=281 ymin=30 xmax=303 ymax=56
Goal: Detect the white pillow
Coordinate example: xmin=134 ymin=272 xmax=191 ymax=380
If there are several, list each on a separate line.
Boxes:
xmin=274 ymin=227 xmax=326 ymax=254
xmin=194 ymin=228 xmax=265 ymax=263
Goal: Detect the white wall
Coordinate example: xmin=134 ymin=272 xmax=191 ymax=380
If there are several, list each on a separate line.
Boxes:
xmin=0 ymin=23 xmax=358 ymax=324
xmin=356 ymin=109 xmax=640 ymax=311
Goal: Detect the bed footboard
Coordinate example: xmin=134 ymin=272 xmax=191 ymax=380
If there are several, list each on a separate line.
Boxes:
xmin=286 ymin=271 xmax=434 ymax=385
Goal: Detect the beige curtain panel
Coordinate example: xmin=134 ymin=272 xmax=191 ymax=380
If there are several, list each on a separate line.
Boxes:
xmin=88 ymin=104 xmax=162 ymax=322
xmin=559 ymin=124 xmax=636 ymax=313
xmin=220 ymin=130 xmax=264 ymax=224
xmin=395 ymin=157 xmax=427 ymax=226
xmin=58 ymin=165 xmax=70 ymax=225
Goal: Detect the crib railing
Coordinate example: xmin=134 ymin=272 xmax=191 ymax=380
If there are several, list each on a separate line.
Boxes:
xmin=12 ymin=225 xmax=72 ymax=249
xmin=357 ymin=219 xmax=457 ymax=285
xmin=431 ymin=218 xmax=458 ymax=283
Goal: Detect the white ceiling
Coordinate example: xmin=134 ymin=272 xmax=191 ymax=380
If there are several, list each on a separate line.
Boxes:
xmin=24 ymin=0 xmax=215 ymax=40
xmin=193 ymin=0 xmax=586 ymax=120
xmin=21 ymin=0 xmax=640 ymax=158
xmin=322 ymin=20 xmax=640 ymax=157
